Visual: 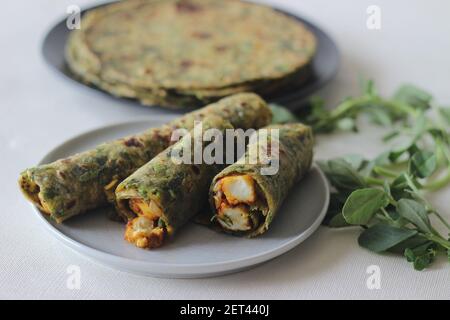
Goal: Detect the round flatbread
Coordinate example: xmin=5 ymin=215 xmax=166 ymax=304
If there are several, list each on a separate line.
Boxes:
xmin=66 ymin=0 xmax=316 ymax=107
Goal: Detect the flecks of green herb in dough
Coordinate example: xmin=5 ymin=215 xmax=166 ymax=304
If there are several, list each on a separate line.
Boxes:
xmin=157 ymin=219 xmax=166 ymax=228
xmin=95 ymin=155 xmax=108 ymax=166
xmin=138 ymin=185 xmax=148 ymax=198
xmin=43 ymin=186 xmax=58 ymax=200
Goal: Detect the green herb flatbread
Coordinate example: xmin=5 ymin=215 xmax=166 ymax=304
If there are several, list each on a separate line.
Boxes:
xmin=19 ymin=93 xmax=271 ymax=222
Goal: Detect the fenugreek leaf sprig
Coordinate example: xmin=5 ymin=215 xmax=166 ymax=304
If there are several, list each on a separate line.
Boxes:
xmin=305 ymin=81 xmax=450 ymax=270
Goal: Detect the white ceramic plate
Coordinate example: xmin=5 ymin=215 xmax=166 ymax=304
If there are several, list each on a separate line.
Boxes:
xmin=32 ymin=120 xmax=330 ymax=278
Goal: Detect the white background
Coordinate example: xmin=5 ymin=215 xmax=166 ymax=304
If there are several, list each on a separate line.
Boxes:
xmin=1 ymin=0 xmax=449 ymax=299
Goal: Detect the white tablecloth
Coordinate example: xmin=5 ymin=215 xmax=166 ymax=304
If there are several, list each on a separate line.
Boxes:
xmin=1 ymin=0 xmax=449 ymax=299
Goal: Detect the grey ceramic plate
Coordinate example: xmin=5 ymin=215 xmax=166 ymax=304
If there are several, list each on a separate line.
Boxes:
xmin=42 ymin=1 xmax=339 ymax=110
xmin=32 ymin=120 xmax=330 ymax=278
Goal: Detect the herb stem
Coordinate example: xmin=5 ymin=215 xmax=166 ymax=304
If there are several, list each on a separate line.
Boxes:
xmin=431 ymin=102 xmax=448 ymax=132
xmin=403 ymin=174 xmax=421 ymax=194
xmin=385 ymin=160 xmax=409 ymax=170
xmin=404 ymin=168 xmax=450 ymax=231
xmin=388 ymin=196 xmax=398 ymax=206
xmin=364 ymin=176 xmax=385 ymax=186
xmin=314 ymin=95 xmax=417 ymax=131
xmin=432 ymin=211 xmax=450 ymax=231
xmin=421 ymin=233 xmax=450 ymax=250
xmin=314 ymin=81 xmax=450 ymax=270
xmin=380 ymin=207 xmax=393 ymax=221
xmin=375 ymin=213 xmax=390 ymax=223
xmin=424 ymin=169 xmax=450 ymax=191
xmin=373 ymin=166 xmax=398 ymax=178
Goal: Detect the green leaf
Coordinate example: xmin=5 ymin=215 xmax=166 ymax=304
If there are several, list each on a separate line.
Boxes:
xmin=408 ymin=151 xmax=437 ymax=178
xmin=408 ymin=144 xmax=421 ymax=157
xmin=427 ymin=127 xmax=447 ymax=140
xmin=383 ymin=180 xmax=391 ymax=197
xmin=390 ymin=173 xmax=414 ymax=199
xmin=364 ymin=79 xmax=377 ymax=96
xmin=385 ymin=207 xmax=400 ymax=221
xmin=389 ymin=140 xmax=419 ymax=162
xmin=319 ymin=159 xmax=366 ymax=191
xmin=382 ymin=130 xmax=400 ymax=142
xmin=306 ymin=96 xmax=331 ymax=130
xmin=388 ymin=235 xmax=429 ymax=254
xmin=413 ymin=256 xmax=432 ymax=271
xmin=397 ymin=199 xmax=432 ymax=233
xmin=341 ymin=154 xmax=366 ymax=171
xmin=322 ymin=193 xmax=346 ymax=227
xmin=404 ymin=248 xmax=415 ymax=261
xmin=412 ymin=112 xmax=427 ymax=137
xmin=407 ymin=241 xmax=436 ymax=258
xmin=369 ymin=108 xmax=393 ymax=126
xmin=336 ymin=117 xmax=357 ymax=131
xmin=343 ymin=188 xmax=389 ymax=225
xmin=389 ymin=144 xmax=410 ymax=162
xmin=328 ymin=212 xmax=351 ymax=228
xmin=309 ymin=96 xmax=327 ymax=117
xmin=359 ymin=152 xmax=390 ymax=177
xmin=393 ymin=84 xmax=432 ymax=111
xmin=438 ymin=107 xmax=450 ymax=125
xmin=404 ymin=242 xmax=437 ymax=271
xmin=323 ymin=192 xmax=354 ymax=228
xmin=358 ymin=224 xmax=418 ymax=253
xmin=269 ymin=104 xmax=299 ymax=124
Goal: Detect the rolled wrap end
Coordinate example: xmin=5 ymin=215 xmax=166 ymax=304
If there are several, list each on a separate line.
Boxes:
xmin=18 ymin=171 xmax=47 ymax=214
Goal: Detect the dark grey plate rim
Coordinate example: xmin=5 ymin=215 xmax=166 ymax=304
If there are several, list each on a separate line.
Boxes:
xmin=42 ymin=0 xmax=339 ymax=111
